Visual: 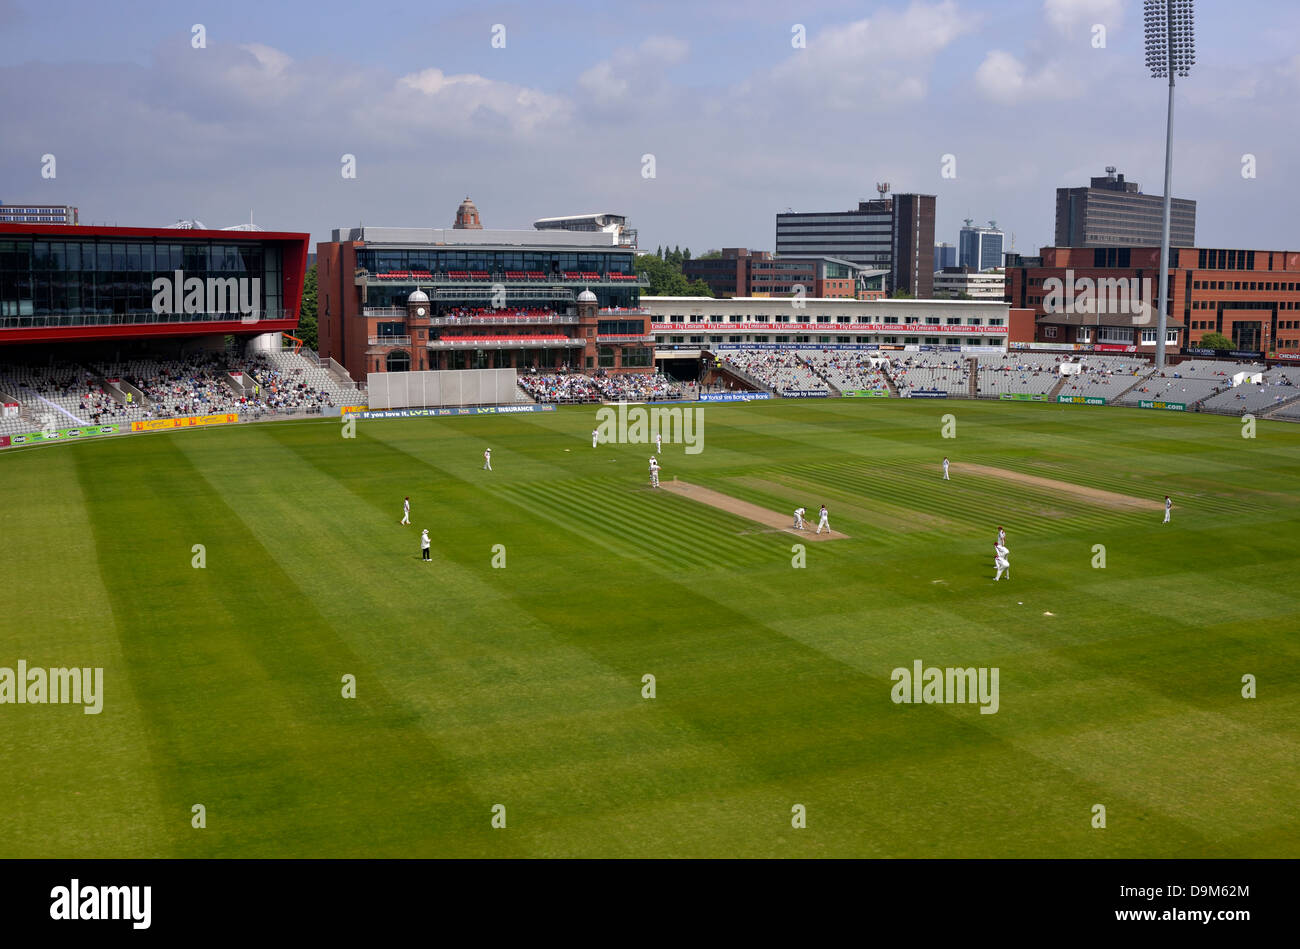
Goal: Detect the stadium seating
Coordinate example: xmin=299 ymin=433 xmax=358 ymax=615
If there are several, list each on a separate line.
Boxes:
xmin=1196 ymin=368 xmax=1299 ymax=414
xmin=974 ymin=353 xmax=1156 ymax=400
xmin=592 ymin=372 xmax=685 ymax=402
xmin=886 ymin=355 xmax=970 ymax=396
xmin=440 ymin=307 xmax=560 ymax=321
xmin=0 ymin=350 xmax=361 ymax=436
xmin=1117 ymin=376 xmax=1228 ymax=405
xmin=972 ymin=353 xmax=1063 ymax=397
xmin=795 ymin=349 xmax=890 ymax=392
xmin=516 ymin=372 xmax=602 ymax=403
xmin=719 ymin=349 xmax=830 ymax=394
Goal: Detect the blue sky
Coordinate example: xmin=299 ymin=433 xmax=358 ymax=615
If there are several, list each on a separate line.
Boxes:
xmin=2 ymin=0 xmax=1297 ymax=254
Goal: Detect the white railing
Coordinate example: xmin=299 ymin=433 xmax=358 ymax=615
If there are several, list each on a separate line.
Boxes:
xmin=368 ymin=336 xmax=412 ymax=346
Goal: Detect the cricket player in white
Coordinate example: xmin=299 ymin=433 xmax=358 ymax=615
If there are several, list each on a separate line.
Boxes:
xmin=483 ymin=448 xmax=492 ymax=471
xmin=794 ymin=507 xmax=806 ymax=530
xmin=1164 ymin=496 xmax=1171 ymax=523
xmin=942 ymin=457 xmax=950 ymax=480
xmin=997 ymin=526 xmax=1006 ymax=546
xmin=994 ymin=544 xmax=1010 ymax=581
xmin=421 ymin=529 xmax=431 ymax=562
xmin=649 ymin=457 xmax=660 ymax=488
xmin=592 ymin=428 xmax=599 ymax=448
xmin=401 ymin=496 xmax=410 ymax=525
xmin=816 ymin=504 xmax=829 ymax=534
xmin=655 ymin=433 xmax=663 ymax=455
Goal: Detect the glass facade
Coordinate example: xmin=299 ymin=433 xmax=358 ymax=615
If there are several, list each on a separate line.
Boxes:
xmin=0 ymin=237 xmax=282 ymax=324
xmin=356 ymin=248 xmax=635 ymax=276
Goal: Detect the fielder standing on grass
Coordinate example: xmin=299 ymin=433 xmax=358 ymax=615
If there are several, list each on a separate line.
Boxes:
xmin=592 ymin=428 xmax=599 ymax=448
xmin=994 ymin=543 xmax=1010 ymax=581
xmin=816 ymin=504 xmax=830 ymax=535
xmin=943 ymin=456 xmax=950 ymax=481
xmin=401 ymin=496 xmax=410 ymax=526
xmin=648 ymin=456 xmax=660 ymax=488
xmin=483 ymin=448 xmax=492 ymax=471
xmin=421 ymin=529 xmax=431 ymax=562
xmin=998 ymin=525 xmax=1006 ymax=546
xmin=1164 ymin=495 xmax=1172 ymax=523
xmin=655 ymin=432 xmax=662 ymax=455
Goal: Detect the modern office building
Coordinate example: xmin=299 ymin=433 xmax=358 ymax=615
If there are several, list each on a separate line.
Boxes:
xmin=316 ymin=199 xmax=650 ymax=379
xmin=0 ymin=202 xmax=79 ymax=226
xmin=958 ymin=221 xmax=1004 ymax=271
xmin=933 ymin=266 xmax=1006 ymax=301
xmin=1054 ymin=167 xmax=1196 ymax=248
xmin=891 ymin=194 xmax=936 ymax=298
xmin=775 ymin=191 xmax=936 ymax=296
xmin=533 ymin=212 xmax=637 ymax=250
xmin=0 ymin=222 xmax=308 ymax=343
xmin=1005 ymin=245 xmax=1300 ymax=355
xmin=935 ymin=242 xmax=956 ymax=270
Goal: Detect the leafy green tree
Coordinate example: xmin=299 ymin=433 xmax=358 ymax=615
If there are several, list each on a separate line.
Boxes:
xmin=1199 ymin=331 xmax=1232 ymax=351
xmin=635 ymin=253 xmax=714 ymax=297
xmin=297 ymin=263 xmax=318 ymax=350
xmin=891 ymin=289 xmax=914 ymax=299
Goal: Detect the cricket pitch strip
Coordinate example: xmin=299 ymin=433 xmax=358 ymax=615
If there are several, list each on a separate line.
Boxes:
xmin=659 ymin=478 xmax=849 ymax=540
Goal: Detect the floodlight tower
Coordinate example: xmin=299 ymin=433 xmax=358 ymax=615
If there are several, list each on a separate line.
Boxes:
xmin=1145 ymin=0 xmax=1195 ymax=368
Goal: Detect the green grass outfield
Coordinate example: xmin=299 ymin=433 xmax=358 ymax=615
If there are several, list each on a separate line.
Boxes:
xmin=2 ymin=398 xmax=1297 ymax=858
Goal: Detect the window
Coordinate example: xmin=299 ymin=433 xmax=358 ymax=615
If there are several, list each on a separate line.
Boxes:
xmin=385 ymin=350 xmax=411 ymax=372
xmin=623 ymin=346 xmax=653 ymax=367
xmin=598 ymin=346 xmax=616 ymax=368
xmin=1043 ymin=326 xmax=1058 ymax=339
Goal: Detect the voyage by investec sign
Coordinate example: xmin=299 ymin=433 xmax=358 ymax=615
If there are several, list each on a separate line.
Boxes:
xmin=152 ymin=270 xmax=261 ymax=320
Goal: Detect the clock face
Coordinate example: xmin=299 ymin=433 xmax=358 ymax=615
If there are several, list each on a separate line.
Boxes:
xmin=416 ymin=307 xmax=426 ymax=316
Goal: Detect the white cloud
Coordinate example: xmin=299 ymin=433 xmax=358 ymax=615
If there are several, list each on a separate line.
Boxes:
xmin=973 ymin=49 xmax=1082 ymax=102
xmin=577 ymin=35 xmax=689 ymax=110
xmin=766 ymin=1 xmax=980 ymax=109
xmin=393 ymin=67 xmax=571 ymax=135
xmin=1044 ymin=0 xmax=1124 ymax=34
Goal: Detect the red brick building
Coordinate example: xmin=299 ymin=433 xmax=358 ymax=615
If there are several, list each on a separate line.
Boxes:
xmin=316 ymin=202 xmax=652 ymax=380
xmin=683 ymin=248 xmax=883 ymax=300
xmin=1005 ymin=246 xmax=1300 ymax=356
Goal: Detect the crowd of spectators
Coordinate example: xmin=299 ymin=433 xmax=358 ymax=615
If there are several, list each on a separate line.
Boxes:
xmin=888 ymin=355 xmax=970 ymax=396
xmin=797 ymin=350 xmax=890 ymax=391
xmin=721 ymin=349 xmax=829 ymax=394
xmin=592 ymin=371 xmax=685 ymax=402
xmin=516 ymin=371 xmax=602 ymax=403
xmin=441 ymin=307 xmax=560 ymax=321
